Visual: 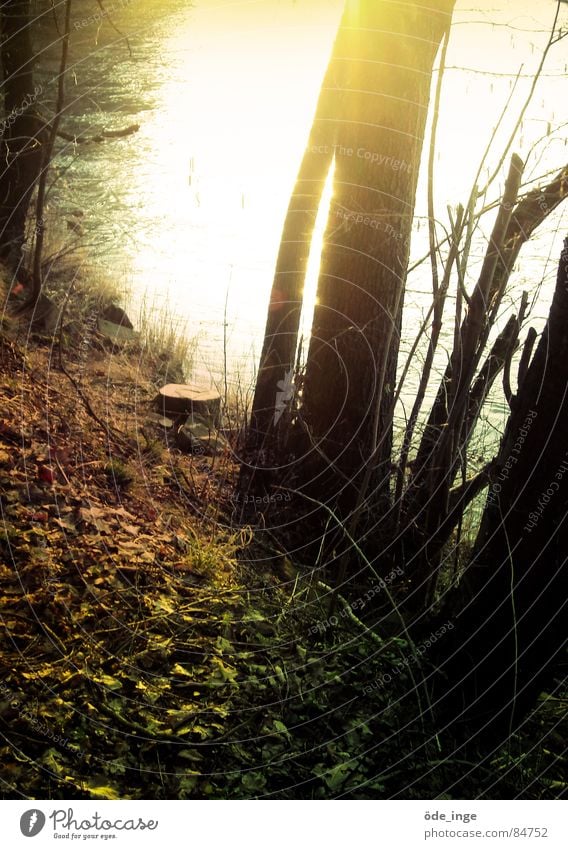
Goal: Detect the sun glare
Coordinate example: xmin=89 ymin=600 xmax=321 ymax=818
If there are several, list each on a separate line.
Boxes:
xmin=298 ymin=158 xmax=336 ymax=365
xmin=115 ymin=0 xmax=565 ymax=389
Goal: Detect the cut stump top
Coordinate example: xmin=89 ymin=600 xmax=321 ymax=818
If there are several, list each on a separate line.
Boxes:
xmin=158 ymin=384 xmax=220 ymax=403
xmin=155 ymin=384 xmax=221 ymax=421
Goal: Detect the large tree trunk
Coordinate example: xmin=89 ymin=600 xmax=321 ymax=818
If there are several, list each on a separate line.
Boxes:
xmin=243 ymin=10 xmax=342 ymax=457
xmin=298 ymin=0 xmax=455 ymax=509
xmin=435 ymin=235 xmax=568 ymax=742
xmin=0 ymin=0 xmax=45 ymax=268
xmin=244 ymin=147 xmax=333 ymax=453
xmin=243 ymin=0 xmax=455 ymax=496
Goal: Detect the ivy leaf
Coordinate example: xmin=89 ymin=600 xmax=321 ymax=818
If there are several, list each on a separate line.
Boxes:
xmin=92 ymin=673 xmax=122 ymax=691
xmin=271 ymin=720 xmax=292 ymax=741
xmin=241 ymin=772 xmax=267 ymax=793
xmin=84 ymin=779 xmax=122 ymax=800
xmin=178 ymin=772 xmax=200 ymax=797
xmin=210 ymin=657 xmax=238 ymax=686
xmin=323 ymin=764 xmax=353 ymax=790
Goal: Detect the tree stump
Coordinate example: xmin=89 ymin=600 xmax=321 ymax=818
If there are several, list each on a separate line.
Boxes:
xmin=155 ymin=384 xmax=221 ymax=426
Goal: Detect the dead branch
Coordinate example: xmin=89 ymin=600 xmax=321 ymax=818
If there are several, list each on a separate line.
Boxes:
xmin=56 ymin=123 xmax=140 ymax=144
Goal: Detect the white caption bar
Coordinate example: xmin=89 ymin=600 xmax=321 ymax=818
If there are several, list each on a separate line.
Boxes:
xmin=1 ymin=800 xmax=566 ymax=848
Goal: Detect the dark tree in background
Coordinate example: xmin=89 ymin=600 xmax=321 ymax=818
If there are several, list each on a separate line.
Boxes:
xmin=436 ymin=236 xmax=568 ymax=742
xmin=398 ymin=159 xmax=568 ymax=606
xmin=0 ymin=0 xmax=45 ymax=269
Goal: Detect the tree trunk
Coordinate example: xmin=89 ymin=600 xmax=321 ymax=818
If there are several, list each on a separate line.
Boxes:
xmin=435 ymin=235 xmax=568 ymax=742
xmin=298 ymin=0 xmax=455 ymax=508
xmin=0 ymin=0 xmax=45 ymax=268
xmin=244 ymin=11 xmax=343 ymax=456
xmin=244 ymin=0 xmax=455 ymax=495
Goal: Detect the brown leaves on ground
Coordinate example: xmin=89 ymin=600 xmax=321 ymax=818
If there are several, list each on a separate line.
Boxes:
xmin=0 ymin=335 xmax=259 ymax=798
xmin=0 ymin=335 xmax=565 ymax=800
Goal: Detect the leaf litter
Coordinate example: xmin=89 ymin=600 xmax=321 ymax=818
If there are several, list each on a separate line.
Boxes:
xmin=0 ymin=335 xmax=565 ymax=800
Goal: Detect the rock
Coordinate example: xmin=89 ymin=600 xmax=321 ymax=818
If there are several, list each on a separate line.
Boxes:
xmin=97 ymin=318 xmax=139 ymax=343
xmin=5 ymin=291 xmax=60 ymax=334
xmin=146 ymin=413 xmax=174 ymax=429
xmin=66 ymin=219 xmax=84 ymax=235
xmin=174 ymin=424 xmax=199 ymax=454
xmin=29 ymin=295 xmax=60 ymax=334
xmin=101 ymin=304 xmax=134 ymax=329
xmin=156 ymin=383 xmax=221 ymax=426
xmin=175 ymin=420 xmax=231 ymax=456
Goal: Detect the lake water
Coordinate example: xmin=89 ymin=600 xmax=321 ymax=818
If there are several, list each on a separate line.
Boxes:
xmin=36 ymin=0 xmax=343 ymax=389
xmin=35 ymin=0 xmax=568 ymax=434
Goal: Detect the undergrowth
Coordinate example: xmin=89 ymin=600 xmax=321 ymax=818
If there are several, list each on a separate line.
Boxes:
xmin=0 ymin=330 xmax=565 ymax=800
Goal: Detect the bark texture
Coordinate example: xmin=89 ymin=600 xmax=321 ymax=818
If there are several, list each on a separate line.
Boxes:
xmin=299 ymin=0 xmax=456 ymax=506
xmin=0 ymin=0 xmax=45 ymax=266
xmin=435 ymin=236 xmax=568 ymax=741
xmin=246 ymin=0 xmax=456 ymax=496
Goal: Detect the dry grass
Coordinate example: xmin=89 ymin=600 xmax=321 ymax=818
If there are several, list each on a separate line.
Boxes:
xmin=1 ymin=231 xmax=198 ymax=384
xmin=135 ymin=294 xmax=197 ymax=384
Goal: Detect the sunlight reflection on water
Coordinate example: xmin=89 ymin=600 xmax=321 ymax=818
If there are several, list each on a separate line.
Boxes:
xmin=47 ymin=0 xmax=567 ymax=421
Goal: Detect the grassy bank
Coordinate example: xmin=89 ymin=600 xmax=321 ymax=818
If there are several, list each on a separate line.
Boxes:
xmin=0 ymin=271 xmax=565 ymax=800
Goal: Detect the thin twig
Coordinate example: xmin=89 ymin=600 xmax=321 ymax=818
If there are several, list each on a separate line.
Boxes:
xmin=32 ymin=0 xmax=73 ymax=301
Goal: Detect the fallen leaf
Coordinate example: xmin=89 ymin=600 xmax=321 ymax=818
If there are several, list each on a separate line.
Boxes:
xmin=53 ymin=516 xmax=78 ymax=534
xmin=38 ymin=466 xmax=55 ymax=485
xmin=30 ymin=511 xmax=48 ymax=523
xmin=79 ymin=507 xmax=111 ymax=533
